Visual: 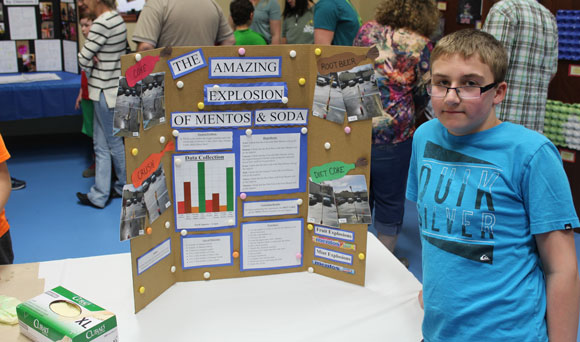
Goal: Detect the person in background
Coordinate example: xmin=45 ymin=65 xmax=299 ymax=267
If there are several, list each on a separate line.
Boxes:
xmin=230 ymin=0 xmax=267 ymax=45
xmin=249 ymin=0 xmax=282 ymax=44
xmin=77 ymin=0 xmax=89 ymax=17
xmin=483 ymin=0 xmax=558 ymax=133
xmin=313 ymin=0 xmax=361 ymax=46
xmin=282 ymin=0 xmax=315 ymax=44
xmin=0 ymin=134 xmax=14 ymax=264
xmin=76 ymin=0 xmax=127 ymax=208
xmin=75 ymin=11 xmax=96 ymax=178
xmin=408 ymin=29 xmax=579 ymax=341
xmin=353 ymin=0 xmax=439 ymax=258
xmin=133 ymin=0 xmax=234 ymax=51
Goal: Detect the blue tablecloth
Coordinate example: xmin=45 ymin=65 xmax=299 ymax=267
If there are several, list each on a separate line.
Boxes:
xmin=0 ymin=72 xmax=82 ymax=121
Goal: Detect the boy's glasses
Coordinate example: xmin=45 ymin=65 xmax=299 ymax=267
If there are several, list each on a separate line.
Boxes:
xmin=426 ymin=82 xmax=497 ymax=99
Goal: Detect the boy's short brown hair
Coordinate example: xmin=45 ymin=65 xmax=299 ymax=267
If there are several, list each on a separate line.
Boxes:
xmin=79 ymin=11 xmax=96 ymax=21
xmin=431 ymin=29 xmax=508 ymax=83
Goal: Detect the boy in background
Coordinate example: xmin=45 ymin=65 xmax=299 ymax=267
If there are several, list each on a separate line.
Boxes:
xmin=0 ymin=133 xmax=13 ymax=264
xmin=406 ymin=29 xmax=580 ymax=341
xmin=230 ymin=0 xmax=267 ymax=45
xmin=75 ymin=12 xmax=96 ymax=178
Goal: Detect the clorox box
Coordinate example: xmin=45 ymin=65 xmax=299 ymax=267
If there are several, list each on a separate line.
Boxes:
xmin=16 ymin=286 xmax=118 ymax=342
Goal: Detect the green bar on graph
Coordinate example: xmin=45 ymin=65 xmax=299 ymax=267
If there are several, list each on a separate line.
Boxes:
xmin=226 ymin=167 xmax=234 ymax=211
xmin=198 ymin=162 xmax=206 ymax=213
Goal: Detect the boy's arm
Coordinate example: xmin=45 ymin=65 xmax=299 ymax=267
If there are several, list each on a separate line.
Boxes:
xmin=0 ymin=162 xmax=11 ymax=213
xmin=536 ymin=229 xmax=580 ymax=342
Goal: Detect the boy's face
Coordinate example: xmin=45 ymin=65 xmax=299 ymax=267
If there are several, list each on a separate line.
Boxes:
xmin=80 ymin=18 xmax=92 ymax=38
xmin=430 ymin=53 xmax=507 ymax=136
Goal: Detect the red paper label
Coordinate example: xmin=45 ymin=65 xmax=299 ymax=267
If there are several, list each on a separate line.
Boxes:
xmin=126 ymin=55 xmax=160 ymax=87
xmin=132 ymin=141 xmax=174 ymax=187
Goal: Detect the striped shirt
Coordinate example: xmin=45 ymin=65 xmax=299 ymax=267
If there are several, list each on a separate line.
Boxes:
xmin=483 ymin=0 xmax=558 ymax=133
xmin=78 ymin=11 xmax=127 ymax=109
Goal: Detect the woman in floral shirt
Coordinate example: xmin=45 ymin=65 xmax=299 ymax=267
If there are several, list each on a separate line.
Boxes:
xmin=353 ymin=0 xmax=439 ymax=255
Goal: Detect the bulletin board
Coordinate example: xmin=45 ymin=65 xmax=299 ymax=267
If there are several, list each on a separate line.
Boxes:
xmin=119 ymin=45 xmax=377 ymax=313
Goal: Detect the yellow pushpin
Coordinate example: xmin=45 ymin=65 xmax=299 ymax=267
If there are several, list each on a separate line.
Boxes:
xmin=298 ymin=78 xmax=306 ymax=86
xmin=307 ymin=224 xmax=314 ymax=231
xmin=197 ymin=102 xmax=205 ymax=110
xmin=139 ymin=286 xmax=145 ymax=294
xmin=358 ymin=253 xmax=365 ymax=260
xmin=131 ymin=148 xmax=139 ymax=156
xmin=314 ymin=48 xmax=322 ymax=56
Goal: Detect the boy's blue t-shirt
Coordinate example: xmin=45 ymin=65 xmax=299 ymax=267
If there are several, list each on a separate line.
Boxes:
xmin=406 ymin=120 xmax=579 ymax=342
xmin=313 ymin=0 xmax=360 ymax=46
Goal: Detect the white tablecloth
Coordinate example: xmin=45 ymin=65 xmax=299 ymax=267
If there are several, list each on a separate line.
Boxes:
xmin=37 ymin=233 xmax=423 ymax=342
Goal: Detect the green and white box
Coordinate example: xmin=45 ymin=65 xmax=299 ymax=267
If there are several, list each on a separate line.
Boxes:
xmin=16 ymin=286 xmax=118 ymax=342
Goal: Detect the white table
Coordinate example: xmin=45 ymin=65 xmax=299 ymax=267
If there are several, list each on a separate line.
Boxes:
xmin=5 ymin=234 xmax=424 ymax=342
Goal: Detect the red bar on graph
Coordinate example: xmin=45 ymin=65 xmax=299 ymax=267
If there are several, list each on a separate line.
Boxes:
xmin=205 ymin=200 xmax=213 ymax=212
xmin=212 ymin=193 xmax=220 ymax=212
xmin=184 ymin=182 xmax=191 ymax=214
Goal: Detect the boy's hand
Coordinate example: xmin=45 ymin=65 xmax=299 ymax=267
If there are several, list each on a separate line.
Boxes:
xmin=418 ymin=290 xmax=423 ymax=309
xmin=75 ymin=90 xmax=82 ymax=110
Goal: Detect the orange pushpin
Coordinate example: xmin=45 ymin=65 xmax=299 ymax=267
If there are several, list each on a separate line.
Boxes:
xmin=232 ymin=251 xmax=240 ymax=259
xmin=146 ymin=227 xmax=153 ymax=235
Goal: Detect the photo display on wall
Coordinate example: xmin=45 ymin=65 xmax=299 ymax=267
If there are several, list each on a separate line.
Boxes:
xmin=0 ymin=0 xmax=78 ymax=73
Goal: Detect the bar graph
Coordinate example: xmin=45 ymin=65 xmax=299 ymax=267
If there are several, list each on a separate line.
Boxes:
xmin=173 ymin=153 xmax=236 ymax=229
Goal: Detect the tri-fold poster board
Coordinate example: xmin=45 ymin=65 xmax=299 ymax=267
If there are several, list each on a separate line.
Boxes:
xmin=0 ymin=0 xmax=79 ymax=73
xmin=120 ymin=45 xmax=379 ymax=312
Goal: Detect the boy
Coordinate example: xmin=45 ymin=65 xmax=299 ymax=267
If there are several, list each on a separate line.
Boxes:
xmin=75 ymin=12 xmax=96 ymax=178
xmin=0 ymin=133 xmax=13 ymax=265
xmin=406 ymin=29 xmax=580 ymax=341
xmin=230 ymin=0 xmax=267 ymax=45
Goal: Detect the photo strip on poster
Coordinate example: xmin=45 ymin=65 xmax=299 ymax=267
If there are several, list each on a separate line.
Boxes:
xmin=114 ymin=76 xmax=142 ymax=137
xmin=313 ymin=64 xmax=382 ymax=124
xmin=142 ymin=72 xmax=166 ymax=130
xmin=114 ymin=72 xmax=167 ymax=137
xmin=308 ymin=175 xmax=371 ymax=228
xmin=120 ymin=184 xmax=147 ymax=241
xmin=120 ymin=164 xmax=171 ymax=241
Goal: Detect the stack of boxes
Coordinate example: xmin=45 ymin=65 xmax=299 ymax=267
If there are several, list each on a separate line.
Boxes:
xmin=544 ymin=99 xmax=580 ymax=151
xmin=556 ymin=10 xmax=580 ymax=61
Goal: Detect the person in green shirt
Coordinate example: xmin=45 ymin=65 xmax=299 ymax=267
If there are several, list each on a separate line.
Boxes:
xmin=231 ymin=0 xmax=268 ymax=45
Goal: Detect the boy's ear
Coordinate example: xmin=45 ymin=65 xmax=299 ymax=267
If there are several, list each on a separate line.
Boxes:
xmin=492 ymin=81 xmax=507 ymax=105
